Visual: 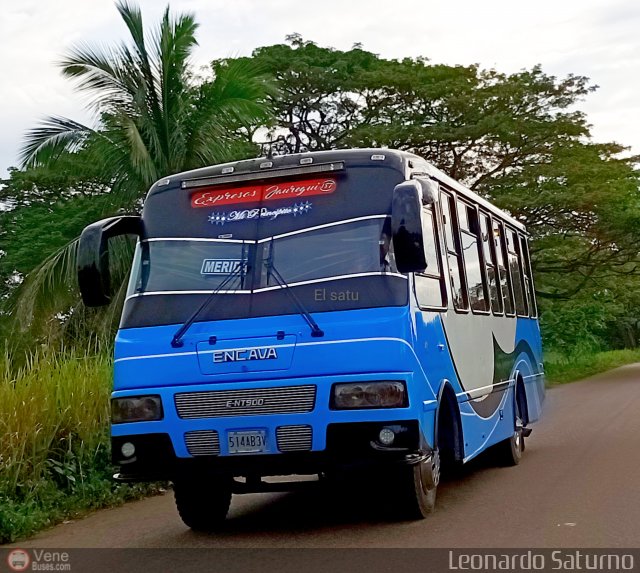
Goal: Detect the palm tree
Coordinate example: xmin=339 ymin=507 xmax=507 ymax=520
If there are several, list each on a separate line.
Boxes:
xmin=11 ymin=1 xmax=274 ymax=343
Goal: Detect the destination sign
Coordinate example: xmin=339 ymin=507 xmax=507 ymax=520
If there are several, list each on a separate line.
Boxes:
xmin=191 ymin=178 xmax=337 ymax=208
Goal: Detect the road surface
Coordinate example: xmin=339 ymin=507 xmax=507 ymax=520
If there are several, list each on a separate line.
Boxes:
xmin=11 ymin=365 xmax=640 ymax=548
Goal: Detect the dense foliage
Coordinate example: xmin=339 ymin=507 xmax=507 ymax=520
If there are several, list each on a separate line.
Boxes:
xmin=239 ymin=37 xmax=640 ymax=352
xmin=1 ymin=29 xmax=639 ymax=354
xmin=1 ymin=3 xmax=639 ymax=544
xmin=0 ymin=1 xmax=273 ymax=347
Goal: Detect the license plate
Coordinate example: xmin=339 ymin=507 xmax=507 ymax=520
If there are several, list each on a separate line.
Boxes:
xmin=228 ymin=430 xmax=267 ymax=454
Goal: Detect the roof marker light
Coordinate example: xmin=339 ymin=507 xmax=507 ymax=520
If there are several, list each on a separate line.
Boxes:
xmin=157 ymin=178 xmax=171 ymax=187
xmin=300 ymin=157 xmax=313 ymax=165
xmin=260 ymin=161 xmax=273 ymax=169
xmin=221 ymin=166 xmax=234 ymax=174
xmin=371 ymin=154 xmax=385 ymax=161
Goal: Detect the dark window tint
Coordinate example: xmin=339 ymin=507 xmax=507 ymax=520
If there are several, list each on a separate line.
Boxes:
xmin=127 ymin=241 xmax=252 ymax=295
xmin=480 ymin=212 xmax=503 ymax=314
xmin=506 ymin=228 xmax=527 ymax=316
xmin=264 ymin=218 xmax=394 ymax=286
xmin=494 ymin=220 xmax=514 ymax=315
xmin=520 ymin=236 xmax=537 ymax=317
xmin=441 ymin=193 xmax=468 ymax=311
xmin=458 ymin=201 xmax=488 ymax=313
xmin=415 ymin=205 xmax=445 ymax=308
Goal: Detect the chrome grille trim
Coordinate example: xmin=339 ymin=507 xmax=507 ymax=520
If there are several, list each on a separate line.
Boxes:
xmin=175 ymin=385 xmax=316 ymax=419
xmin=185 ymin=430 xmax=220 ymax=456
xmin=276 ymin=425 xmax=313 ymax=452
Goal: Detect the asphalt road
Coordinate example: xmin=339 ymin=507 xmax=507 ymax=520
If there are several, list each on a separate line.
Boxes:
xmin=12 ymin=365 xmax=640 ymax=549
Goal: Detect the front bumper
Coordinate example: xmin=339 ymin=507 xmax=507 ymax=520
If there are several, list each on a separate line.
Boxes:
xmin=113 ymin=420 xmax=429 ymax=482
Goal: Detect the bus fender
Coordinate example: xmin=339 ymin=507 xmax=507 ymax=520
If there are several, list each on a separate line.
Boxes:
xmin=434 ymin=380 xmax=464 ymax=462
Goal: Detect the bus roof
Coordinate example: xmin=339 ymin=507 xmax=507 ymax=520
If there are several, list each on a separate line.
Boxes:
xmin=149 ymin=148 xmax=525 ymax=232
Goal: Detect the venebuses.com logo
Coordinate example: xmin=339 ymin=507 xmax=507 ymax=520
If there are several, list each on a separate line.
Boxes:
xmin=7 ymin=550 xmax=30 ymax=572
xmin=6 ymin=549 xmax=71 ymax=571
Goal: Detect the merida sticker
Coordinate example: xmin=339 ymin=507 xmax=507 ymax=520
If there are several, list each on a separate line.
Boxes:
xmin=208 ymin=201 xmax=313 ymax=226
xmin=201 ymin=259 xmax=244 ymax=274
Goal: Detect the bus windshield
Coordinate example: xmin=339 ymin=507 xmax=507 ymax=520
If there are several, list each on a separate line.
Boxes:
xmin=127 ymin=217 xmax=396 ymax=297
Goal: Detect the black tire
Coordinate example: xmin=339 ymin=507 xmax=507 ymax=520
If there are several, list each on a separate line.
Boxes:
xmin=392 ymin=449 xmax=440 ymax=519
xmin=173 ymin=476 xmax=232 ymax=531
xmin=494 ymin=388 xmax=525 ymax=466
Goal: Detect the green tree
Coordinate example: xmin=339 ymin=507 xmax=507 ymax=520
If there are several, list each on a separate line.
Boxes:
xmin=8 ymin=1 xmax=274 ymax=343
xmin=247 ymin=35 xmax=381 ymax=154
xmin=243 ymin=38 xmax=640 ymax=350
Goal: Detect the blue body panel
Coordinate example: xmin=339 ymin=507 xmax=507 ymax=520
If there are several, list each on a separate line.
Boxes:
xmin=110 ymin=150 xmax=545 ymax=470
xmin=113 ymin=299 xmax=545 ymax=463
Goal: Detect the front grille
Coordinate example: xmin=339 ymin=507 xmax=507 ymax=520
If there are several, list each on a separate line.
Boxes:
xmin=175 ymin=385 xmax=316 ymax=419
xmin=277 ymin=425 xmax=313 ymax=452
xmin=185 ymin=430 xmax=220 ymax=456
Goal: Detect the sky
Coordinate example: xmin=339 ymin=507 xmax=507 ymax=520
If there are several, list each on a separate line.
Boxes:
xmin=0 ymin=0 xmax=638 ymax=179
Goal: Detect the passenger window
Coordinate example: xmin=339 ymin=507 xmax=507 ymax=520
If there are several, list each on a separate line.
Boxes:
xmin=494 ymin=221 xmax=514 ymax=316
xmin=456 ymin=199 xmax=469 ymax=231
xmin=415 ymin=205 xmax=445 ymax=308
xmin=458 ymin=201 xmax=488 ymax=313
xmin=520 ymin=235 xmax=537 ymax=318
xmin=480 ymin=213 xmax=503 ymax=314
xmin=507 ymin=228 xmax=527 ymax=316
xmin=441 ymin=193 xmax=468 ymax=311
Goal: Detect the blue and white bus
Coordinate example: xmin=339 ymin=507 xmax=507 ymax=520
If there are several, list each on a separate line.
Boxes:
xmin=78 ymin=149 xmax=544 ymax=528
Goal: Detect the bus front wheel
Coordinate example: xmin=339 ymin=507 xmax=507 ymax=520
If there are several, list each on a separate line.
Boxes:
xmin=394 ymin=450 xmax=439 ymax=519
xmin=173 ymin=475 xmax=232 ymax=531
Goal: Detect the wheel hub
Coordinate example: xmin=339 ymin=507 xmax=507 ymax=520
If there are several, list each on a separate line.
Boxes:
xmin=421 ymin=449 xmax=440 ymax=490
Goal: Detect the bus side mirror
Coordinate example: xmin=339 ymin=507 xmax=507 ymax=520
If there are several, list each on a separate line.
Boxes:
xmin=416 ymin=178 xmax=439 ymax=205
xmin=391 ymin=181 xmax=429 ymax=274
xmin=77 ymin=216 xmax=142 ymax=307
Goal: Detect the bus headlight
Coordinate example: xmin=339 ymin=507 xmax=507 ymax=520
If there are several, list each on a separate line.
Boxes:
xmin=332 ymin=381 xmax=407 ymax=409
xmin=111 ymin=395 xmax=163 ymax=423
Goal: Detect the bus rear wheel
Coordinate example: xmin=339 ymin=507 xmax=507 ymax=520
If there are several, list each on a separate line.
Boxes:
xmin=393 ymin=449 xmax=439 ymax=519
xmin=173 ymin=475 xmax=232 ymax=531
xmin=495 ymin=388 xmax=525 ymax=466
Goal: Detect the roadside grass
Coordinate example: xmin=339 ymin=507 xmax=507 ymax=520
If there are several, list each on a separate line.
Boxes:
xmin=0 ymin=350 xmax=163 ymax=544
xmin=544 ymin=348 xmax=640 ymax=386
xmin=2 ymin=344 xmax=640 ymax=543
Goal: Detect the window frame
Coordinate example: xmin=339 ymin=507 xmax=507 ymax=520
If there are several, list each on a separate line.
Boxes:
xmin=479 ymin=210 xmax=505 ymax=316
xmin=440 ymin=189 xmax=470 ymax=313
xmin=414 ymin=203 xmax=448 ymax=311
xmin=519 ymin=234 xmax=538 ymax=318
xmin=494 ymin=219 xmax=516 ymax=317
xmin=505 ymin=225 xmax=529 ymax=317
xmin=457 ymin=198 xmax=490 ymax=315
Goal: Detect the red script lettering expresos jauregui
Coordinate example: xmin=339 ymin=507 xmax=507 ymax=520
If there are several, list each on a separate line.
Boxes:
xmin=191 ymin=178 xmax=337 ymax=208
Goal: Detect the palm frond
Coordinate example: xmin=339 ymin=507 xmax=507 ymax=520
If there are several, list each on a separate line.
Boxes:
xmin=8 ymin=233 xmax=136 ymax=341
xmin=184 ymin=59 xmax=275 ymax=167
xmin=9 ymin=238 xmax=80 ymax=332
xmin=59 ymin=43 xmax=134 ymax=113
xmin=208 ymin=58 xmax=276 ymax=120
xmin=12 ymin=2 xmax=276 ymax=349
xmin=20 ymin=117 xmax=94 ymax=169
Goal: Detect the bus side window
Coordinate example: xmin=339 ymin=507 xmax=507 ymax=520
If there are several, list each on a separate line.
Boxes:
xmin=506 ymin=228 xmax=527 ymax=316
xmin=494 ymin=220 xmax=515 ymax=316
xmin=441 ymin=192 xmax=468 ymax=311
xmin=415 ymin=205 xmax=446 ymax=309
xmin=520 ymin=235 xmax=537 ymax=318
xmin=458 ymin=200 xmax=488 ymax=313
xmin=480 ymin=212 xmax=503 ymax=314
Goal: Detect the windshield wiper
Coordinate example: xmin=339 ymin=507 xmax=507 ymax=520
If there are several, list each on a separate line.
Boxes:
xmin=265 ymin=241 xmax=324 ymax=338
xmin=170 ymin=255 xmax=248 ymax=348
